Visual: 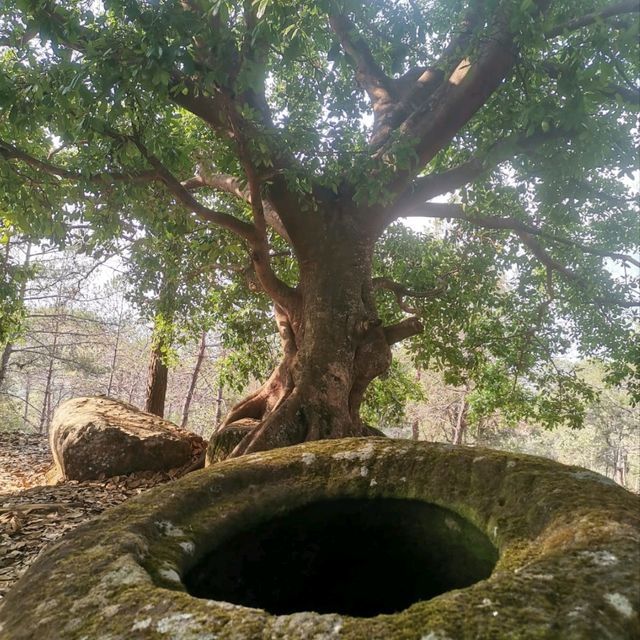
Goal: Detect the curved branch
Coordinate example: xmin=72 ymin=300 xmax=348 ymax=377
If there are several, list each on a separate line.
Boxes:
xmin=388 ymin=128 xmax=568 ymax=224
xmin=545 ymin=0 xmax=639 ymax=38
xmin=131 ymin=140 xmax=257 ymax=241
xmin=369 ymin=1 xmax=485 ymax=149
xmin=181 ymin=172 xmax=245 ymax=197
xmin=396 ymin=202 xmax=639 ymax=307
xmin=600 ymin=83 xmax=640 ymax=105
xmin=182 ymin=170 xmax=291 ymax=242
xmin=517 ymin=232 xmax=639 ymax=309
xmin=371 ymin=1 xmax=554 ymax=197
xmin=372 ymin=277 xmax=443 ymax=314
xmin=541 ymin=61 xmax=640 ymax=106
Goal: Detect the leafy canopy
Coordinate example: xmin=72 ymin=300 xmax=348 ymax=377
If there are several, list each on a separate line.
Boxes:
xmin=0 ymin=0 xmax=638 ymax=427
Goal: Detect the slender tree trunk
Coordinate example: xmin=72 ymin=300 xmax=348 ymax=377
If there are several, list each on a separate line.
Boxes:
xmin=144 ymin=277 xmax=176 ymax=418
xmin=23 ymin=374 xmax=30 ymax=425
xmin=2 ymin=239 xmax=9 ymax=268
xmin=0 ymin=346 xmax=12 ymax=391
xmin=39 ymin=324 xmax=59 ymax=435
xmin=214 ymin=378 xmax=224 ymax=426
xmin=613 ymin=447 xmax=627 ymax=487
xmin=145 ymin=337 xmax=169 ymax=417
xmin=411 ymin=419 xmax=420 ymax=441
xmin=452 ymin=393 xmax=468 ymax=446
xmin=106 ymin=299 xmax=125 ymax=396
xmin=128 ymin=376 xmax=137 ymax=403
xmin=0 ymin=242 xmax=31 ymax=390
xmin=180 ymin=330 xmax=207 ymax=429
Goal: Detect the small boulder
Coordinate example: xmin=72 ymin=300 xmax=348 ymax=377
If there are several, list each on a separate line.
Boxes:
xmin=49 ymin=396 xmax=202 ymax=481
xmin=206 ymin=418 xmax=259 ymax=465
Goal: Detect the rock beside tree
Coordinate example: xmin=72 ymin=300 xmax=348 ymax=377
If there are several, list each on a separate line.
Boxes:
xmin=49 ymin=396 xmax=204 ymax=481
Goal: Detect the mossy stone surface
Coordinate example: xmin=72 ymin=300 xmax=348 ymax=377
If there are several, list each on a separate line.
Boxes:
xmin=1 ymin=438 xmax=638 ymax=639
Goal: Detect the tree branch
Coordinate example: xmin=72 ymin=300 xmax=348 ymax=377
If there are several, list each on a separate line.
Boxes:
xmin=545 ymin=0 xmax=639 ymax=38
xmin=131 ymin=139 xmax=257 ymax=242
xmin=600 ymin=83 xmax=640 ymax=105
xmin=327 ymin=9 xmax=395 ymax=120
xmin=400 ymin=202 xmax=640 ymax=269
xmin=0 ymin=139 xmax=159 ymax=185
xmin=373 ymin=9 xmax=512 ymax=171
xmin=371 ymin=1 xmax=554 ymax=197
xmin=383 ymin=317 xmax=424 ymax=346
xmin=135 ymin=138 xmax=297 ymax=309
xmin=369 ymin=0 xmax=485 ymax=149
xmin=181 ymin=172 xmax=245 ymax=197
xmin=391 ymin=128 xmax=567 ymax=224
xmin=517 ymin=232 xmax=639 ymax=309
xmin=181 ymin=170 xmax=290 ymax=242
xmin=541 ymin=60 xmax=640 ymax=106
xmin=399 ymin=203 xmax=640 ymax=308
xmin=372 ymin=277 xmax=442 ymax=315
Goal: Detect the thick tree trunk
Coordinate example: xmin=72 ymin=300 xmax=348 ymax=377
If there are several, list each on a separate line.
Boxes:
xmin=145 ymin=339 xmax=169 ymax=418
xmin=215 ymin=226 xmax=406 ymax=458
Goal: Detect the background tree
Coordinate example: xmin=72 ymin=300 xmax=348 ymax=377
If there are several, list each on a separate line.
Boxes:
xmin=0 ymin=231 xmax=31 ymax=389
xmin=0 ymin=0 xmax=637 ymax=457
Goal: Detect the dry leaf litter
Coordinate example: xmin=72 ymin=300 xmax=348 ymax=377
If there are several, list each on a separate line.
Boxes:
xmin=0 ymin=430 xmax=206 ymax=600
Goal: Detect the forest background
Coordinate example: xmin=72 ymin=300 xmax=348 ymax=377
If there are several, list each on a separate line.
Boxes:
xmin=1 ymin=235 xmax=637 ymax=492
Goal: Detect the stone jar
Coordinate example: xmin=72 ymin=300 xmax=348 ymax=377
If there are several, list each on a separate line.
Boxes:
xmin=0 ymin=438 xmax=638 ymax=639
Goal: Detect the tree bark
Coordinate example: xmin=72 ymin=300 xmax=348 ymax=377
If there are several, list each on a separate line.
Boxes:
xmin=180 ymin=330 xmax=207 ymax=429
xmin=216 ymin=221 xmax=403 ymax=458
xmin=144 ymin=278 xmax=176 ymax=418
xmin=144 ymin=337 xmax=169 ymax=418
xmin=214 ymin=380 xmax=224 ymax=426
xmin=613 ymin=447 xmax=627 ymax=487
xmin=39 ymin=306 xmax=60 ymax=435
xmin=106 ymin=299 xmax=125 ymax=397
xmin=452 ymin=393 xmax=468 ymax=446
xmin=0 ymin=242 xmax=31 ymax=390
xmin=23 ymin=373 xmax=30 ymax=426
xmin=0 ymin=345 xmax=12 ymax=392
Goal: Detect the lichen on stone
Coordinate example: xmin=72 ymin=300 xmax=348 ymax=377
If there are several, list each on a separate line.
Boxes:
xmin=0 ymin=438 xmax=638 ymax=640
xmin=604 ymin=593 xmax=635 ymax=619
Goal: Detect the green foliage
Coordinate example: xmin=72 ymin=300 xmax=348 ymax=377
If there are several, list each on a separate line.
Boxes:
xmin=374 ymin=222 xmax=624 ymax=429
xmin=0 ymin=229 xmax=32 ymax=348
xmin=361 ymin=358 xmax=424 ymax=428
xmin=0 ymin=0 xmax=637 ymax=427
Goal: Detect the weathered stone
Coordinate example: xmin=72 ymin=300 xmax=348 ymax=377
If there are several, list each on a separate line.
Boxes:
xmin=48 ymin=396 xmax=201 ymax=481
xmin=205 ymin=418 xmax=259 ymax=465
xmin=1 ymin=438 xmax=638 ymax=639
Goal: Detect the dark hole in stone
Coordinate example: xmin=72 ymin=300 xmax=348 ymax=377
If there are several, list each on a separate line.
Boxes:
xmin=184 ymin=498 xmax=498 ymax=617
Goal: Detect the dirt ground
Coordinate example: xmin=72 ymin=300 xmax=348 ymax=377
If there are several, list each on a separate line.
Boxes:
xmin=0 ymin=430 xmax=195 ymax=600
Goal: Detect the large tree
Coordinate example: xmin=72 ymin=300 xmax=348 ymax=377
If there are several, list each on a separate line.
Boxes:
xmin=0 ymin=0 xmax=638 ymax=455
